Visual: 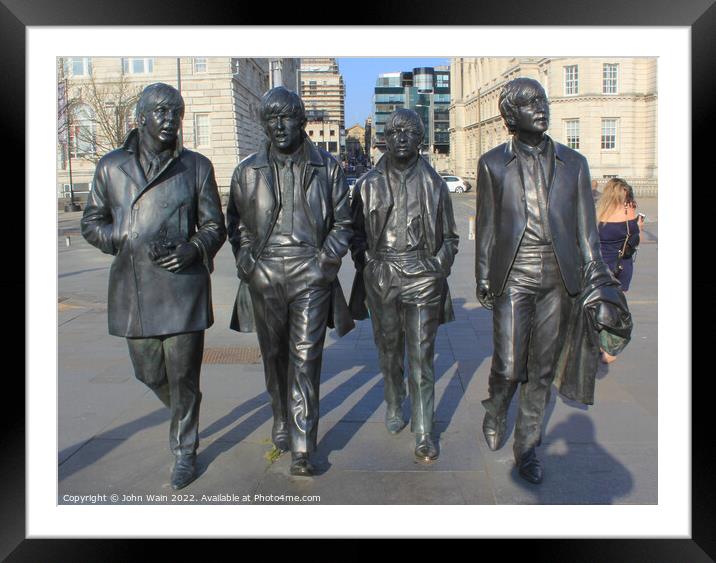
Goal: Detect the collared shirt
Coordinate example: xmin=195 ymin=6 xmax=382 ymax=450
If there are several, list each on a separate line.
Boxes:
xmin=378 ymin=157 xmax=425 ymax=252
xmin=513 ymin=135 xmax=554 ymax=245
xmin=134 ymin=130 xmax=180 ymax=185
xmin=266 ymin=142 xmax=316 ymax=248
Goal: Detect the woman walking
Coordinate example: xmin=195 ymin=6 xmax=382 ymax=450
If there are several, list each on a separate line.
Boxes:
xmin=596 ymin=178 xmax=644 ymax=363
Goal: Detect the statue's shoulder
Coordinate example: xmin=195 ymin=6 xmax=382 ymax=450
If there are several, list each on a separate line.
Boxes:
xmin=419 ymin=157 xmax=446 ymax=185
xmin=181 ymin=147 xmax=213 ymax=171
xmin=481 ymin=143 xmax=508 ymax=167
xmin=236 ymin=152 xmax=259 ymax=171
xmin=552 ymin=139 xmax=588 ymax=168
xmin=96 ymin=146 xmax=130 ymax=170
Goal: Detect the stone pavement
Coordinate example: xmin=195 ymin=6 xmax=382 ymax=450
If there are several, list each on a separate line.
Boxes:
xmin=57 ymin=195 xmax=658 ymax=505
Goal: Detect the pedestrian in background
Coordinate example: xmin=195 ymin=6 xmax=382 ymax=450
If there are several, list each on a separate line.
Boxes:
xmin=596 ymin=178 xmax=644 ymax=364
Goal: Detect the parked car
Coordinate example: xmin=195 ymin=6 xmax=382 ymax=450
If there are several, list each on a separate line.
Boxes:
xmin=441 ymin=175 xmax=471 ymax=193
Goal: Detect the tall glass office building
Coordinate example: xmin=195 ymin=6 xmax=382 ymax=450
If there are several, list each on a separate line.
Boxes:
xmin=372 ymin=66 xmax=451 ymax=155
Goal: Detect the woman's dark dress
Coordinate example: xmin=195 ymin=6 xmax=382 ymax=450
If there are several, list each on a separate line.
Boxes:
xmin=598 ymin=219 xmax=640 ymax=291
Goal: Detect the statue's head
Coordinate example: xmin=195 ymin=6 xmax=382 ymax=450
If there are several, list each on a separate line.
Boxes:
xmin=498 ymin=77 xmax=549 ymax=135
xmin=260 ymin=86 xmax=306 ymax=154
xmin=384 ymin=108 xmax=424 ymax=163
xmin=136 ymin=83 xmax=185 ymax=145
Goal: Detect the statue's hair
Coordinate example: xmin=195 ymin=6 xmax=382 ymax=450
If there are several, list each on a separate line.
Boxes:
xmin=136 ymin=83 xmax=185 ymax=124
xmin=259 ymin=86 xmax=306 ymax=123
xmin=384 ymin=108 xmax=425 ymax=139
xmin=498 ymin=77 xmax=546 ymax=133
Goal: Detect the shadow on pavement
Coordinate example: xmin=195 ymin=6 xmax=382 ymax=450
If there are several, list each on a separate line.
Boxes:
xmin=510 ymin=413 xmax=634 ymax=504
xmin=58 ymin=407 xmax=170 ymax=480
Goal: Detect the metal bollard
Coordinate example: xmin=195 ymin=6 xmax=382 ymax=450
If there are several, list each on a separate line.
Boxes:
xmin=65 ymin=235 xmax=71 ymax=247
xmin=468 ymin=215 xmax=476 ymax=240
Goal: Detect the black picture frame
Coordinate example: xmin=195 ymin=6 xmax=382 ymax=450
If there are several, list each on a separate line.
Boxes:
xmin=7 ymin=0 xmax=711 ymax=558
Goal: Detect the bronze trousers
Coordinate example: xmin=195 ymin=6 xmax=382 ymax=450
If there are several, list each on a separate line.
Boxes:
xmin=248 ymin=250 xmax=331 ymax=454
xmin=364 ymin=254 xmax=444 ymax=434
xmin=127 ymin=330 xmax=204 ymax=457
xmin=483 ymin=245 xmax=571 ymax=459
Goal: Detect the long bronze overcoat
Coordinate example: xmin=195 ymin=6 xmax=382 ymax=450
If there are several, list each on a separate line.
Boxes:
xmin=348 ymin=154 xmax=460 ymax=322
xmin=475 ymin=136 xmax=602 ymax=297
xmin=226 ymin=137 xmax=354 ymax=336
xmin=81 ymin=130 xmax=226 ymax=337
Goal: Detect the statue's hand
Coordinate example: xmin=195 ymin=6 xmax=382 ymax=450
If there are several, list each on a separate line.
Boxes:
xmin=477 ymin=279 xmax=494 ymax=310
xmin=154 ymin=242 xmax=199 ymax=273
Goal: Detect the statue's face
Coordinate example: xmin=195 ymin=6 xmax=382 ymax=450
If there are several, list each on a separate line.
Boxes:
xmin=385 ymin=124 xmax=422 ymax=161
xmin=141 ymin=101 xmax=183 ymax=145
xmin=512 ymin=91 xmax=550 ymax=135
xmin=265 ymin=112 xmax=304 ymax=154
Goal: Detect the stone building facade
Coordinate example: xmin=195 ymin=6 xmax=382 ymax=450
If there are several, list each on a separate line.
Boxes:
xmin=449 ymin=57 xmax=658 ymax=195
xmin=300 ymin=58 xmax=345 ymax=158
xmin=346 ymin=123 xmax=366 ymax=157
xmin=57 ymin=56 xmax=299 ymax=203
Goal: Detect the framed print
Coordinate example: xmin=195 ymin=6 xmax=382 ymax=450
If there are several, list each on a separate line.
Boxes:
xmin=7 ymin=0 xmax=713 ymax=557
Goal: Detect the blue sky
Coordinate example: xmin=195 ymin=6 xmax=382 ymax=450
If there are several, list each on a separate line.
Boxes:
xmin=337 ymin=58 xmax=449 ymax=128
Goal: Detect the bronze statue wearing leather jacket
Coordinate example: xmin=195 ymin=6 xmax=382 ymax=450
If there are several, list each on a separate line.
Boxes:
xmin=226 ymin=87 xmax=353 ymax=477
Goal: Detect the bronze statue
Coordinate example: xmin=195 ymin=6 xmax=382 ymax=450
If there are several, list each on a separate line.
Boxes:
xmin=81 ymin=83 xmax=226 ymax=489
xmin=475 ymin=77 xmax=620 ymax=484
xmin=227 ymin=87 xmax=353 ymax=476
xmin=350 ymin=109 xmax=459 ymax=461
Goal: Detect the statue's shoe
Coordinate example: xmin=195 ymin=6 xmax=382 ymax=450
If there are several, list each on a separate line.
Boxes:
xmin=171 ymin=454 xmax=197 ymax=490
xmin=289 ymin=452 xmax=314 ymax=476
xmin=385 ymin=404 xmax=407 ymax=435
xmin=414 ymin=433 xmax=439 ymax=461
xmin=482 ymin=412 xmax=506 ymax=451
xmin=272 ymin=419 xmax=290 ymax=452
xmin=517 ymin=450 xmax=543 ymax=484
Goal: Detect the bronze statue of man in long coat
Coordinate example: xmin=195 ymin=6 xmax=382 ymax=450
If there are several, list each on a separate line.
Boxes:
xmin=81 ymin=83 xmax=226 ymax=490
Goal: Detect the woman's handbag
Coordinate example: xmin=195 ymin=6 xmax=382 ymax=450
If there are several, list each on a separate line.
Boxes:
xmin=614 ymin=218 xmax=640 ymax=278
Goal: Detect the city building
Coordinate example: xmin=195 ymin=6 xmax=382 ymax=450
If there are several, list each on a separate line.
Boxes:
xmin=305 ymin=110 xmax=341 ymax=157
xmin=371 ymin=66 xmax=451 ymax=166
xmin=300 ymin=58 xmax=346 ymax=159
xmin=57 ymin=56 xmax=300 ymax=205
xmin=345 ymin=123 xmax=366 ymax=160
xmin=449 ymin=57 xmax=658 ymax=195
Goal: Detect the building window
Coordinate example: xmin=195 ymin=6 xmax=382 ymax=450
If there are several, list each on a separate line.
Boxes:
xmin=69 ymin=104 xmax=96 ymax=157
xmin=328 ymin=141 xmax=338 ymax=153
xmin=330 ymin=130 xmax=335 ymax=136
xmin=601 ymin=118 xmax=618 ymax=150
xmin=194 ymin=113 xmax=210 ymax=147
xmin=308 ymin=130 xmax=314 ymax=137
xmin=603 ymin=63 xmax=618 ymax=94
xmin=564 ymin=65 xmax=578 ymax=96
xmin=193 ymin=58 xmax=208 ymax=73
xmin=63 ymin=57 xmax=92 ymax=77
xmin=564 ymin=119 xmax=580 ymax=150
xmin=122 ymin=57 xmax=154 ymax=75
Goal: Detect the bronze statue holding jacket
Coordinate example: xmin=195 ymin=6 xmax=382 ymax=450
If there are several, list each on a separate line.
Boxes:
xmin=475 ymin=77 xmax=621 ymax=484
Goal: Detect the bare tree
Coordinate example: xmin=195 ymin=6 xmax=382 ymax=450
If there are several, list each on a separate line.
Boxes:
xmin=61 ymin=69 xmax=143 ymax=164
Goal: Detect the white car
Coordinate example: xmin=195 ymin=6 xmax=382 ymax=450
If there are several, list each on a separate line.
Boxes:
xmin=441 ymin=175 xmax=471 ymax=193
